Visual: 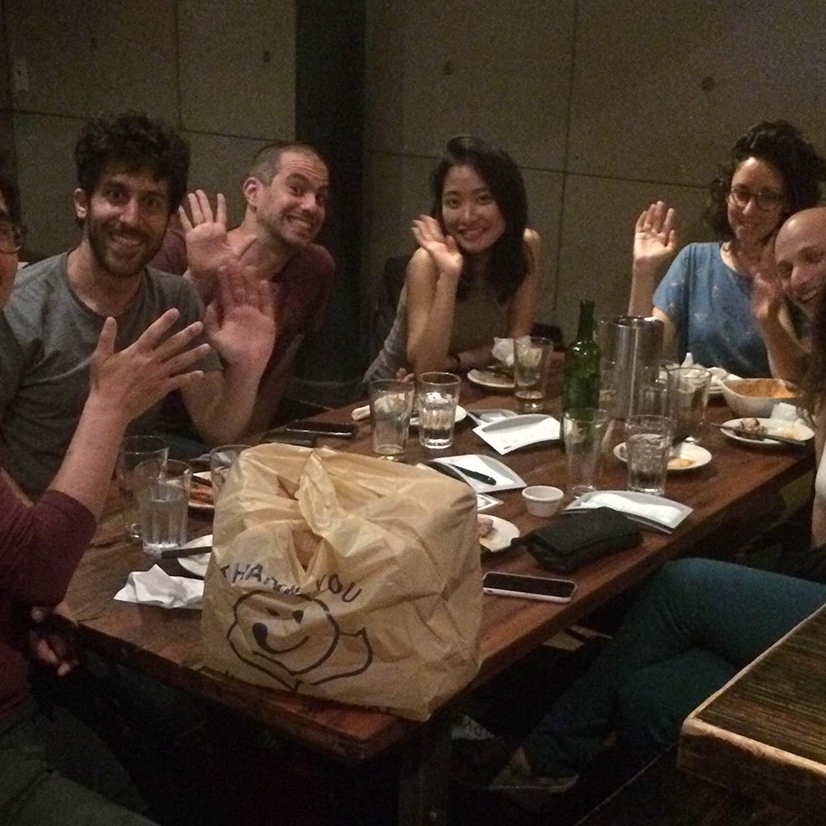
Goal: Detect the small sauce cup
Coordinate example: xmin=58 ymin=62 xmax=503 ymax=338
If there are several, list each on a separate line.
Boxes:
xmin=522 ymin=485 xmax=564 ymax=517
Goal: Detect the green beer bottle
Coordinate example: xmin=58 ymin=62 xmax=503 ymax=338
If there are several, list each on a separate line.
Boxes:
xmin=562 ymin=300 xmax=600 ymax=419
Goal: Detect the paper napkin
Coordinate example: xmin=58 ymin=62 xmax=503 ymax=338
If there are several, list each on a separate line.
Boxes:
xmin=115 ymin=565 xmax=204 ymax=609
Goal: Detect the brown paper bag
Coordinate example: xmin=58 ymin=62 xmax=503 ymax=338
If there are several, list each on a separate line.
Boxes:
xmin=200 ymin=443 xmax=482 ymax=721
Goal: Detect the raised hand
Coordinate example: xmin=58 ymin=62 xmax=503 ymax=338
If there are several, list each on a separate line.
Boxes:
xmin=751 ymin=268 xmax=784 ymax=324
xmin=412 ymin=215 xmax=464 ymax=281
xmin=204 ymin=264 xmax=276 ymax=371
xmin=179 ymin=190 xmax=233 ymax=298
xmin=633 ymin=201 xmax=679 ymax=276
xmin=90 ymin=309 xmax=209 ymax=422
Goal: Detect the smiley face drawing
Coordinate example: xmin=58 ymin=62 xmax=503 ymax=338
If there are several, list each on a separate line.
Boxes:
xmin=226 ymin=590 xmax=373 ymax=691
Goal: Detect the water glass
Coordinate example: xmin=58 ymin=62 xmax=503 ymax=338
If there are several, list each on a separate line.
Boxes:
xmin=135 ymin=458 xmax=191 ymax=558
xmin=514 ymin=336 xmax=554 ymax=413
xmin=417 ymin=372 xmax=461 ymax=449
xmin=625 ymin=415 xmax=672 ymax=497
xmin=116 ymin=435 xmax=169 ymax=539
xmin=209 ymin=444 xmax=249 ymax=498
xmin=668 ymin=366 xmax=711 ymax=442
xmin=369 ymin=379 xmax=415 ymax=459
xmin=563 ymin=408 xmax=610 ymax=497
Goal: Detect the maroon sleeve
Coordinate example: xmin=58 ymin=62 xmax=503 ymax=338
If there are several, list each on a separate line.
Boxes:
xmin=149 ymin=216 xmax=188 ymax=275
xmin=0 ymin=475 xmax=96 ymax=606
xmin=308 ymin=246 xmax=336 ymax=331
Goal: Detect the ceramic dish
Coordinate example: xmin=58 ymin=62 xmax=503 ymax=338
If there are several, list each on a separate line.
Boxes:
xmin=564 ymin=490 xmax=693 ymax=533
xmin=720 ymin=417 xmax=815 ymax=448
xmin=467 ymin=369 xmax=515 ymax=391
xmin=479 ymin=515 xmax=520 ymax=554
xmin=176 ymin=534 xmax=212 ymax=577
xmin=613 ymin=441 xmax=712 ymax=472
xmin=420 ymin=454 xmax=527 ymax=493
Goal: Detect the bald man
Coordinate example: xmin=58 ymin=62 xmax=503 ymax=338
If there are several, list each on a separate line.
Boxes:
xmin=752 ymin=207 xmax=826 ymax=384
xmin=775 ymin=206 xmax=826 ymax=319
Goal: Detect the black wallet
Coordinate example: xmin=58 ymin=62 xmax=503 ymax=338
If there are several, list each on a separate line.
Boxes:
xmin=516 ymin=507 xmax=642 ymax=573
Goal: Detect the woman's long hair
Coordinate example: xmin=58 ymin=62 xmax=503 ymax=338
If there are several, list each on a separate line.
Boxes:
xmin=430 ymin=135 xmax=530 ymax=303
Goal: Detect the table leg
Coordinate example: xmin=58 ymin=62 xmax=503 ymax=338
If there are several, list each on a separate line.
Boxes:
xmin=397 ymin=712 xmax=452 ymax=825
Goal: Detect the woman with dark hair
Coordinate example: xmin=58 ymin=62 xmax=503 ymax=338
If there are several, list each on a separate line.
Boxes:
xmin=628 ymin=120 xmax=826 ymax=378
xmin=364 ymin=135 xmax=540 ymax=382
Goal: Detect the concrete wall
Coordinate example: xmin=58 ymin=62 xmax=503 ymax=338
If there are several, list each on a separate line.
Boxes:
xmin=363 ymin=0 xmax=826 ymax=344
xmin=4 ymin=0 xmax=826 ymax=394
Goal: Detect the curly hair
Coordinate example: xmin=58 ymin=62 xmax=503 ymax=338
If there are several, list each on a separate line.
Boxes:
xmin=706 ymin=120 xmax=826 ymax=241
xmin=430 ymin=135 xmax=530 ymax=303
xmin=75 ymin=112 xmax=190 ymax=212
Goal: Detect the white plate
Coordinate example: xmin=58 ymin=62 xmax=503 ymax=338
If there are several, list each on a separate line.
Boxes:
xmin=564 ymin=490 xmax=693 ymax=533
xmin=188 ymin=474 xmax=214 ymax=512
xmin=420 ymin=454 xmax=527 ymax=493
xmin=176 ymin=534 xmax=212 ymax=578
xmin=480 ymin=515 xmax=520 ymax=553
xmin=468 ymin=369 xmax=515 ymax=390
xmin=720 ymin=417 xmax=815 ymax=448
xmin=613 ymin=441 xmax=712 ymax=472
xmin=410 ymin=404 xmax=467 ymax=428
xmin=473 ymin=414 xmax=561 ymax=454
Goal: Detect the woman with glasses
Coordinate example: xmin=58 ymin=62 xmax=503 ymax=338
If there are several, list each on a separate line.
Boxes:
xmin=628 ymin=120 xmax=826 ymax=378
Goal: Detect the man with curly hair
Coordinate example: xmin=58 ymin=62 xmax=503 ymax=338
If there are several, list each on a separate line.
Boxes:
xmin=0 ymin=113 xmax=275 ymax=498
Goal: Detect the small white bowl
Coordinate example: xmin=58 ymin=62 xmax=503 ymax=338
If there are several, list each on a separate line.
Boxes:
xmin=522 ymin=485 xmax=564 ymax=518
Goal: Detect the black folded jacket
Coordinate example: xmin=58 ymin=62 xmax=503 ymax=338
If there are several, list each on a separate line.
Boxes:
xmin=514 ymin=507 xmax=642 ymax=573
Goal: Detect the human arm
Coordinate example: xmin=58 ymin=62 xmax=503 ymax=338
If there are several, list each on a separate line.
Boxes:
xmin=0 ymin=309 xmax=209 ymax=604
xmin=751 ymin=271 xmax=809 ymax=383
xmin=181 ymin=264 xmax=276 ymax=444
xmin=629 ymin=201 xmax=679 ymax=316
xmin=243 ymin=334 xmax=303 ymax=436
xmin=812 ymin=406 xmax=826 ymax=548
xmin=405 ymin=216 xmax=464 ymax=374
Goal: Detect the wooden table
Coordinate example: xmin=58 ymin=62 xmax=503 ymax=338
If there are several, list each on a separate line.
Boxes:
xmin=65 ymin=385 xmax=815 ymax=824
xmin=679 ymin=603 xmax=826 ymax=817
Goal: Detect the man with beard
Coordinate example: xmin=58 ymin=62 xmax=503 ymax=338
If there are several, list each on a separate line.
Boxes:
xmin=0 ymin=113 xmax=275 ymax=499
xmin=155 ymin=142 xmax=335 ymax=433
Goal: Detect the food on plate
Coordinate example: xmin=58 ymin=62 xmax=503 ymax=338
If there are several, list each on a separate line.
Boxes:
xmin=726 ymin=378 xmax=798 ymax=398
xmin=189 ymin=479 xmax=214 ymax=507
xmin=667 ymin=456 xmax=694 ymax=469
xmin=477 ymin=514 xmax=494 ymax=538
xmin=738 ymin=418 xmax=768 ymax=437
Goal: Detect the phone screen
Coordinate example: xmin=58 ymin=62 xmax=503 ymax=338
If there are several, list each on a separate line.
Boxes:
xmin=482 ymin=572 xmax=576 ymax=601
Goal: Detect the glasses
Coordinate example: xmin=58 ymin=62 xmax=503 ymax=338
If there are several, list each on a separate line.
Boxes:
xmin=727 ymin=185 xmax=785 ymax=211
xmin=0 ymin=220 xmax=25 ymax=254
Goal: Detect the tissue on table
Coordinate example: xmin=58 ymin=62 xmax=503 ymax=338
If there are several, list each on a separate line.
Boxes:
xmin=491 ymin=337 xmax=515 ymax=368
xmin=681 ymin=352 xmax=738 ymax=391
xmin=115 ymin=565 xmax=204 ymax=609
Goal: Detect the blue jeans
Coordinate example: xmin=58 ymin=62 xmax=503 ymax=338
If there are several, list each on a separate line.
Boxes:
xmin=523 ymin=558 xmax=826 ymax=775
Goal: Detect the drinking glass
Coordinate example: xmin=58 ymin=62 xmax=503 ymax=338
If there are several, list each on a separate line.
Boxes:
xmin=417 ymin=372 xmax=461 ymax=449
xmin=668 ymin=366 xmax=711 ymax=442
xmin=369 ymin=379 xmax=415 ymax=459
xmin=625 ymin=415 xmax=672 ymax=496
xmin=135 ymin=458 xmax=191 ymax=558
xmin=563 ymin=408 xmax=610 ymax=497
xmin=116 ymin=435 xmax=169 ymax=539
xmin=514 ymin=336 xmax=553 ymax=413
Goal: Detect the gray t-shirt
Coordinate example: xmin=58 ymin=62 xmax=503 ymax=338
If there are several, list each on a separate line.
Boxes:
xmin=0 ymin=253 xmax=220 ymax=497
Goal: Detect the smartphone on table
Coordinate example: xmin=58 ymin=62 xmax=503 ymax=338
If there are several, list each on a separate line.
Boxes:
xmin=482 ymin=572 xmax=576 ymax=603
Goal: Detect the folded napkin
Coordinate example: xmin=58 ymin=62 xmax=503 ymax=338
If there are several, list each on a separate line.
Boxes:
xmin=352 ymin=404 xmax=370 ymax=421
xmin=115 ymin=565 xmax=204 ymax=609
xmin=491 ymin=337 xmax=515 ymax=367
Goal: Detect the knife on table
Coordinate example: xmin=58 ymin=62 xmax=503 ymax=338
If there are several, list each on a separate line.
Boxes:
xmin=711 ymin=422 xmax=809 ymax=447
xmin=424 ymin=461 xmax=497 ymax=486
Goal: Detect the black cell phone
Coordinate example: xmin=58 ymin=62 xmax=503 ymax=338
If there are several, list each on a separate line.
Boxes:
xmin=284 ymin=420 xmax=359 ymax=439
xmin=482 ymin=572 xmax=576 ymax=603
xmin=260 ymin=431 xmax=318 ymax=447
